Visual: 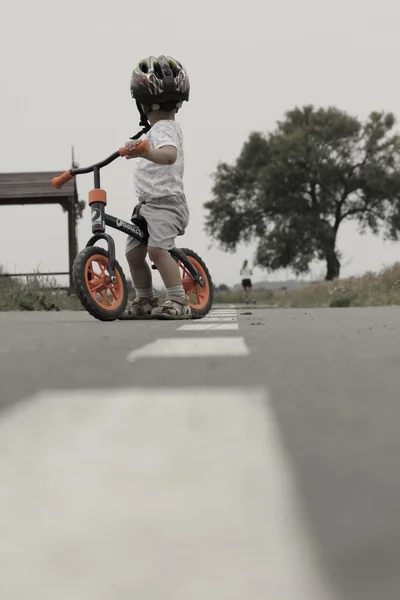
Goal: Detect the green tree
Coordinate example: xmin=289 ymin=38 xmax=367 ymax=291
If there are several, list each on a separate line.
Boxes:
xmin=215 ymin=283 xmax=230 ymax=292
xmin=204 ymin=106 xmax=400 ymax=280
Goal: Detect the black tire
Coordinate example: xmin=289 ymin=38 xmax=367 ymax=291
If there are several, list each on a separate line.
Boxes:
xmin=73 ymin=246 xmax=128 ymax=322
xmin=178 ymin=248 xmax=214 ymax=319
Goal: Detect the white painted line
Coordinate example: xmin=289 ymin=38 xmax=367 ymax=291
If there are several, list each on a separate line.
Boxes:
xmin=204 ymin=313 xmax=236 ymax=315
xmin=203 ymin=311 xmax=237 ymax=321
xmin=204 ymin=312 xmax=236 ymax=315
xmin=203 ymin=316 xmax=237 ymax=322
xmin=177 ymin=323 xmax=239 ymax=332
xmin=0 ymin=387 xmax=336 ymax=599
xmin=127 ymin=337 xmax=248 ymax=362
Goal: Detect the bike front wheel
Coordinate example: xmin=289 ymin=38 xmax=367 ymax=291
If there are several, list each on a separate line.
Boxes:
xmin=73 ymin=246 xmax=128 ymax=321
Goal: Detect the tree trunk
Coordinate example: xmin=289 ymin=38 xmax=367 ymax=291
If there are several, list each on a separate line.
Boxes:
xmin=325 ymin=247 xmax=340 ymax=280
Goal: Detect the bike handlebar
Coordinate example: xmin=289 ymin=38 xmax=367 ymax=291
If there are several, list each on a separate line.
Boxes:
xmin=52 ymin=169 xmax=74 ymax=189
xmin=119 ymin=141 xmax=150 ymax=157
xmin=51 ymin=139 xmax=150 ymax=189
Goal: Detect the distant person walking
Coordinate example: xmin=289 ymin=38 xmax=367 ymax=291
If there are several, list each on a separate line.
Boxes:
xmin=240 ymin=259 xmax=256 ymax=304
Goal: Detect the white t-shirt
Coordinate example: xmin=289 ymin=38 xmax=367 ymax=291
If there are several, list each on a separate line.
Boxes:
xmin=133 ymin=120 xmax=184 ymax=199
xmin=241 ymin=266 xmax=252 ymax=278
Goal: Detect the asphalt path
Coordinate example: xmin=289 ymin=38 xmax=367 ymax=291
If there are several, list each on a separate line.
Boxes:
xmin=0 ymin=306 xmax=399 ymax=599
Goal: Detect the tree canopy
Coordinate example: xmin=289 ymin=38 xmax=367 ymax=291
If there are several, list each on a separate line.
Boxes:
xmin=204 ymin=106 xmax=400 ymax=280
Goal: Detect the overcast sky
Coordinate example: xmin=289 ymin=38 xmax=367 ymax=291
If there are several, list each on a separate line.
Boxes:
xmin=1 ymin=0 xmax=399 ymax=287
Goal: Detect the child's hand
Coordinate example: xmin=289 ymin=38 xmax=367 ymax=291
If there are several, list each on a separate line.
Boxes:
xmin=124 ymin=139 xmax=148 ymax=159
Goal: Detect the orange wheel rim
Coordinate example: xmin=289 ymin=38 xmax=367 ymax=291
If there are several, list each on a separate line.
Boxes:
xmin=179 ymin=257 xmax=210 ymax=310
xmin=84 ymin=254 xmax=124 ymax=311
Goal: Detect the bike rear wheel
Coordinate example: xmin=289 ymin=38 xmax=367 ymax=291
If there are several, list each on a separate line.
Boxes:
xmin=178 ymin=248 xmax=213 ymax=319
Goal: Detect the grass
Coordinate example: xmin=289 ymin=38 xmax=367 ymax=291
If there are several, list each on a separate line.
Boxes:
xmin=215 ymin=262 xmax=400 ymax=308
xmin=273 ymin=262 xmax=400 ymax=308
xmin=214 ymin=288 xmax=274 ymax=305
xmin=1 ymin=262 xmax=400 ymax=312
xmin=0 ymin=266 xmax=81 ymax=312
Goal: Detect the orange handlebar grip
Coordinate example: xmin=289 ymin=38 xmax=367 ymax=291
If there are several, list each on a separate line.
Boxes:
xmin=119 ymin=139 xmax=150 ymax=157
xmin=52 ymin=170 xmax=74 ymax=189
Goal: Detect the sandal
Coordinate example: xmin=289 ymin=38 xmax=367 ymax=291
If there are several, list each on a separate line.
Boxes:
xmin=151 ymin=296 xmax=192 ymax=320
xmin=118 ymin=296 xmax=159 ymax=320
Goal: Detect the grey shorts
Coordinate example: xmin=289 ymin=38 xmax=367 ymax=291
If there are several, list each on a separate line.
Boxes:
xmin=125 ymin=194 xmax=189 ymax=254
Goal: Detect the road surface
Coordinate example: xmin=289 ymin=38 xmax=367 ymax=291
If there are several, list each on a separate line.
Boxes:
xmin=0 ymin=306 xmax=399 ymax=599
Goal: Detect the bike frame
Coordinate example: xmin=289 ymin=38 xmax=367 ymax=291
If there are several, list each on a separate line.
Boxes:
xmin=52 ymin=145 xmax=205 ymax=287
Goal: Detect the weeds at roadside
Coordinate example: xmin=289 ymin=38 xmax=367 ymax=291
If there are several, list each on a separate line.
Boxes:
xmin=0 ymin=265 xmax=81 ymax=312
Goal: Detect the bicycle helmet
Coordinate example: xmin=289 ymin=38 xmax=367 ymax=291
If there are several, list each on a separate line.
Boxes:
xmin=130 ymin=55 xmax=190 ymax=132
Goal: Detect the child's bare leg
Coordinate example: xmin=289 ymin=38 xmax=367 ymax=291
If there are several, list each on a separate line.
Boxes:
xmin=148 ymin=247 xmax=182 ymax=289
xmin=119 ymin=244 xmax=158 ymax=319
xmin=148 ymin=247 xmax=191 ymax=319
xmin=126 ymin=245 xmax=153 ymax=294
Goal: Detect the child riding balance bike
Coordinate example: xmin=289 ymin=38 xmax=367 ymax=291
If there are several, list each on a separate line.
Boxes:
xmin=52 ymin=55 xmax=213 ymax=322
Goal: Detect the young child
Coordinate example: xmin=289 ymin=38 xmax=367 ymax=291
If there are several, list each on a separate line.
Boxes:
xmin=119 ymin=55 xmax=191 ymax=320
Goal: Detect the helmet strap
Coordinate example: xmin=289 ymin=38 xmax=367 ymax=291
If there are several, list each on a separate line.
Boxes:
xmin=130 ymin=101 xmax=151 ymax=139
xmin=129 ymin=98 xmax=183 ymax=140
xmin=129 ymin=126 xmax=148 ymax=140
